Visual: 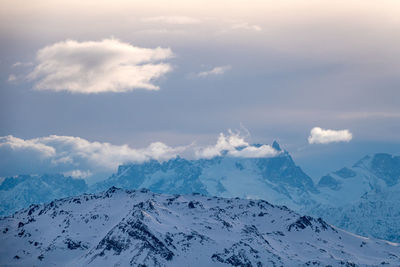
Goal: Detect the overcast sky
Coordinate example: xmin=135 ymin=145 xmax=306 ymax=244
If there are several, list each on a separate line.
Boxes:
xmin=1 ymin=0 xmax=399 ymax=179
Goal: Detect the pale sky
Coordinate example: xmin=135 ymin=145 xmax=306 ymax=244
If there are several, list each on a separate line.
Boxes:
xmin=1 ymin=0 xmax=399 ymax=179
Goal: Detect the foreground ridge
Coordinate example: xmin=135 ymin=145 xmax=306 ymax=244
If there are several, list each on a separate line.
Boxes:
xmin=0 ymin=187 xmax=399 ymax=266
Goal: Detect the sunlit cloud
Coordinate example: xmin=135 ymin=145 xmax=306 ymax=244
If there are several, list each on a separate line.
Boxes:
xmin=27 ymin=38 xmax=173 ymax=94
xmin=308 ymin=127 xmax=353 ymax=144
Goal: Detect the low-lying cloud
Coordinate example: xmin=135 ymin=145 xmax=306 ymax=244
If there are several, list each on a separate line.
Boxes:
xmin=0 ymin=131 xmax=279 ymax=178
xmin=27 ymin=38 xmax=173 ymax=93
xmin=0 ymin=135 xmax=185 ymax=178
xmin=308 ymin=127 xmax=353 ymax=144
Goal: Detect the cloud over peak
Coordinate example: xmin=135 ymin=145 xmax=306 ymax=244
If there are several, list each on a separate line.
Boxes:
xmin=308 ymin=127 xmax=353 ymax=144
xmin=27 ymin=39 xmax=173 ymax=94
xmin=195 ymin=130 xmax=278 ymax=159
xmin=0 ymin=131 xmax=279 ymax=178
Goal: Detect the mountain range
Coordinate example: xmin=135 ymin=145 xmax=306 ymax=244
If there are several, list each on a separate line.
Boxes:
xmin=1 ymin=142 xmax=399 ymax=243
xmin=1 ymin=188 xmax=398 ymax=266
xmin=91 ymin=142 xmax=317 ymax=210
xmin=0 ymin=174 xmax=87 ymax=216
xmin=308 ymin=153 xmax=400 ymax=242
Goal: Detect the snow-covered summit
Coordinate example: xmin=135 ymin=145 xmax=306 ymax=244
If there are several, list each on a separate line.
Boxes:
xmin=315 ymin=153 xmax=400 ymax=205
xmin=91 ymin=142 xmax=316 ymax=209
xmin=309 ymin=153 xmax=400 ymax=242
xmin=2 ymin=149 xmax=400 ymax=244
xmin=1 ymin=188 xmax=398 ymax=266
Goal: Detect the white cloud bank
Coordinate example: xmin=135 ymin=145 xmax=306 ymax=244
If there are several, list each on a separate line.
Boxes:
xmin=141 ymin=16 xmax=200 ymax=24
xmin=27 ymin=39 xmax=173 ymax=93
xmin=0 ymin=131 xmax=279 ymax=178
xmin=308 ymin=127 xmax=353 ymax=144
xmin=198 ymin=65 xmax=231 ymax=77
xmin=0 ymin=135 xmax=184 ymax=171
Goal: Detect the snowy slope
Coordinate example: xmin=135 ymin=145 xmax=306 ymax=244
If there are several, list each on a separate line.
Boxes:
xmin=309 ymin=153 xmax=400 ymax=242
xmin=1 ymin=187 xmax=399 ymax=267
xmin=1 ymin=148 xmax=399 ymax=244
xmin=0 ymin=174 xmax=88 ymax=216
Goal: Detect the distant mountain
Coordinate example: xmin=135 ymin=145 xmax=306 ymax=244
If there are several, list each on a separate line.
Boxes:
xmin=0 ymin=174 xmax=88 ymax=216
xmin=91 ymin=143 xmax=317 ymax=210
xmin=1 ymin=146 xmax=399 ymax=243
xmin=1 ymin=188 xmax=398 ymax=266
xmin=309 ymin=153 xmax=400 ymax=242
xmin=92 ymin=150 xmax=400 ymax=242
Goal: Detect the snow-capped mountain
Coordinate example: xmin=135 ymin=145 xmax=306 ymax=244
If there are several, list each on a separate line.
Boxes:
xmin=91 ymin=150 xmax=400 ymax=243
xmin=1 ymin=187 xmax=399 ymax=267
xmin=309 ymin=153 xmax=400 ymax=242
xmin=0 ymin=174 xmax=88 ymax=216
xmin=315 ymin=153 xmax=400 ymax=205
xmin=1 ymin=145 xmax=399 ymax=244
xmin=0 ymin=142 xmax=315 ymax=216
xmin=92 ymin=142 xmax=317 ymax=210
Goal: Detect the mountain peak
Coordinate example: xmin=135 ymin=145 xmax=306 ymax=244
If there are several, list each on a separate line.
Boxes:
xmin=1 ymin=188 xmax=398 ymax=266
xmin=272 ymin=140 xmax=282 ymax=151
xmin=351 ymin=153 xmax=400 ymax=187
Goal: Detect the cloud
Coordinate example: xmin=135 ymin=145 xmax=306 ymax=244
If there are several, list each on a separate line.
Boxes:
xmin=26 ymin=38 xmax=173 ymax=93
xmin=0 ymin=131 xmax=279 ymax=178
xmin=141 ymin=16 xmax=200 ymax=24
xmin=229 ymin=145 xmax=277 ymax=158
xmin=231 ymin=22 xmax=262 ymax=32
xmin=0 ymin=135 xmax=56 ymax=157
xmin=198 ymin=65 xmax=231 ymax=77
xmin=308 ymin=127 xmax=353 ymax=144
xmin=0 ymin=135 xmax=185 ymax=178
xmin=12 ymin=61 xmax=33 ymax=68
xmin=195 ymin=130 xmax=279 ymax=158
xmin=7 ymin=74 xmax=17 ymax=82
xmin=63 ymin=169 xmax=92 ymax=179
